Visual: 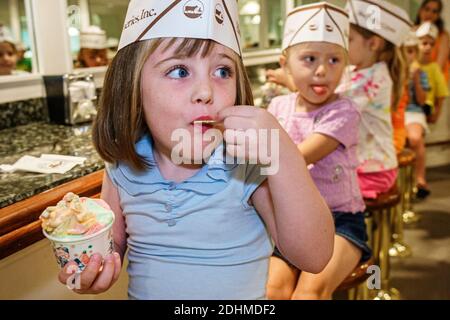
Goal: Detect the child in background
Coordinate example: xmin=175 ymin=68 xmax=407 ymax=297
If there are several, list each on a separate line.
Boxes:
xmin=416 ymin=22 xmax=448 ymax=126
xmin=0 ymin=24 xmax=19 ymax=76
xmin=57 ymin=0 xmax=334 ymax=300
xmin=266 ymin=2 xmax=370 ymax=300
xmin=337 ymin=0 xmax=411 ymax=200
xmin=75 ymin=26 xmax=109 ymax=68
xmin=403 ymin=30 xmax=434 ymax=199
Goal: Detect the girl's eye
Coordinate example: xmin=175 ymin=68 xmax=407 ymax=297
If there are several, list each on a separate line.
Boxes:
xmin=167 ymin=66 xmax=189 ymax=79
xmin=303 ymin=56 xmax=315 ymax=63
xmin=214 ymin=67 xmax=232 ymax=79
xmin=329 ymin=57 xmax=340 ymax=64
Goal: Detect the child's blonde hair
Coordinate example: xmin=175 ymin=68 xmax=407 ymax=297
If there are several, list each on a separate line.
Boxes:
xmin=351 ymin=24 xmax=407 ymax=110
xmin=93 ymin=38 xmax=253 ymax=171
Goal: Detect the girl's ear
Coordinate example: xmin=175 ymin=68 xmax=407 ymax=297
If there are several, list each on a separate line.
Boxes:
xmin=280 ymin=54 xmax=290 ymax=74
xmin=369 ymin=36 xmax=385 ymax=52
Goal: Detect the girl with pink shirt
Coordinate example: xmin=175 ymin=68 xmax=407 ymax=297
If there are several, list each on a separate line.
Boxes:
xmin=266 ymin=2 xmax=370 ymax=300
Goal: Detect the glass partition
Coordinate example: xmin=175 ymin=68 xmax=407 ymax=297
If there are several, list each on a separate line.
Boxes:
xmin=239 ymin=0 xmax=285 ymax=51
xmin=67 ymin=0 xmax=128 ymax=69
xmin=0 ymin=0 xmax=33 ymax=76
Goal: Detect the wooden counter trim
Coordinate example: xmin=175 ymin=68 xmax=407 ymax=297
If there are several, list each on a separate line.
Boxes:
xmin=0 ymin=170 xmax=104 ymax=260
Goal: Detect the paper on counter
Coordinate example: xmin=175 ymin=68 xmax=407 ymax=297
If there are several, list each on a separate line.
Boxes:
xmin=0 ymin=154 xmax=86 ymax=174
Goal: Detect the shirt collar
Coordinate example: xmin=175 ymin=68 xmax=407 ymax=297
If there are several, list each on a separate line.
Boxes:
xmin=115 ymin=134 xmax=238 ymax=196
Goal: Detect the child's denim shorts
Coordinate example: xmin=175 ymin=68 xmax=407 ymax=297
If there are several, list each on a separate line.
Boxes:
xmin=273 ymin=211 xmax=372 ymax=268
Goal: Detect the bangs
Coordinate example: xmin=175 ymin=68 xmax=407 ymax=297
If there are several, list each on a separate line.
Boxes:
xmin=162 ymin=38 xmax=222 ymax=59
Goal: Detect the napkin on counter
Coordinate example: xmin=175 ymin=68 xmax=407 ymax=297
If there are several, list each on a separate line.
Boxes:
xmin=0 ymin=154 xmax=86 ymax=174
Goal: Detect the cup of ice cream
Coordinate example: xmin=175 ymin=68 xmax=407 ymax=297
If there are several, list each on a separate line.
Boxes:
xmin=40 ymin=192 xmax=115 ymax=271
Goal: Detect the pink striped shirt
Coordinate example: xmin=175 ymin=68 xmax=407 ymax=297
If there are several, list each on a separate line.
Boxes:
xmin=268 ymin=94 xmax=365 ymax=213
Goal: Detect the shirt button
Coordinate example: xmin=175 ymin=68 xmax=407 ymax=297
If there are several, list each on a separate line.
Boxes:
xmin=165 ymin=203 xmax=172 ymax=212
xmin=168 ymin=183 xmax=176 ymax=191
xmin=167 ymin=219 xmax=176 ymax=227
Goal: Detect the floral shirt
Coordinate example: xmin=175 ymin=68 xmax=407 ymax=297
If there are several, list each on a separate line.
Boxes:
xmin=336 ymin=62 xmax=398 ymax=172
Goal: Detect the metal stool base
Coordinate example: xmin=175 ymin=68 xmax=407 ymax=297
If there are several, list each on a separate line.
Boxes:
xmin=389 ymin=241 xmax=412 ymax=258
xmin=403 ymin=210 xmax=420 ymax=224
xmin=372 ymin=288 xmax=401 ymax=300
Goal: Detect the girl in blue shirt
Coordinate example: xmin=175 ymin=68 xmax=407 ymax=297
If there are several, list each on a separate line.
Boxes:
xmin=58 ymin=0 xmax=333 ymax=299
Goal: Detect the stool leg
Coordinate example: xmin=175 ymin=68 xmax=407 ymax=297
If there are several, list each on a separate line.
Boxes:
xmin=389 ymin=167 xmax=412 ymax=258
xmin=403 ymin=162 xmax=420 ymax=224
xmin=373 ymin=207 xmax=400 ymax=300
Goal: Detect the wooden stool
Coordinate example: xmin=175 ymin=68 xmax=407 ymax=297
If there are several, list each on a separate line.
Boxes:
xmin=390 ymin=149 xmax=415 ymax=258
xmin=336 ymin=256 xmax=376 ymax=300
xmin=364 ymin=185 xmax=401 ymax=300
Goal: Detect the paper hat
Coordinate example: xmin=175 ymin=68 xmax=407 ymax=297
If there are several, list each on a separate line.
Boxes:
xmin=118 ymin=0 xmax=241 ymax=56
xmin=346 ymin=0 xmax=412 ymax=46
xmin=416 ymin=22 xmax=439 ymax=40
xmin=80 ymin=26 xmax=107 ymax=49
xmin=106 ymin=37 xmax=119 ymax=48
xmin=282 ymin=2 xmax=349 ymax=51
xmin=403 ymin=30 xmax=418 ymax=47
xmin=0 ymin=24 xmax=15 ymax=44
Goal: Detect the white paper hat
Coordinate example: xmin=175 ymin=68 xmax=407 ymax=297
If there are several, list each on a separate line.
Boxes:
xmin=416 ymin=22 xmax=439 ymax=40
xmin=282 ymin=2 xmax=349 ymax=51
xmin=118 ymin=0 xmax=241 ymax=56
xmin=80 ymin=26 xmax=107 ymax=49
xmin=403 ymin=30 xmax=418 ymax=47
xmin=346 ymin=0 xmax=412 ymax=46
xmin=0 ymin=24 xmax=15 ymax=44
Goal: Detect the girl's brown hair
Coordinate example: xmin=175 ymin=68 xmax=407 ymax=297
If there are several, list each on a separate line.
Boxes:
xmin=351 ymin=24 xmax=407 ymax=110
xmin=93 ymin=38 xmax=254 ymax=171
xmin=415 ymin=0 xmax=444 ymax=33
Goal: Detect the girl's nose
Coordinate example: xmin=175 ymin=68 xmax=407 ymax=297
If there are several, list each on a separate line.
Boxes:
xmin=191 ymin=77 xmax=213 ymax=105
xmin=315 ymin=63 xmax=327 ymax=77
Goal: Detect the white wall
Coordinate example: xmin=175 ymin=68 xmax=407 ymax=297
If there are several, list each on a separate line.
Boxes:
xmin=0 ymin=239 xmax=128 ymax=299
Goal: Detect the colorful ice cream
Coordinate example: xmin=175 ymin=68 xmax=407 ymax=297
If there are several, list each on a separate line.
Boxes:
xmin=40 ymin=192 xmax=114 ymax=240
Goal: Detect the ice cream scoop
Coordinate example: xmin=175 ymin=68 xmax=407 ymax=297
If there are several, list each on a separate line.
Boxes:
xmin=40 ymin=192 xmax=113 ymax=238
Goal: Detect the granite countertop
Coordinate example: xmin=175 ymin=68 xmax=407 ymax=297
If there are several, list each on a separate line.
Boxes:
xmin=0 ymin=122 xmax=104 ymax=209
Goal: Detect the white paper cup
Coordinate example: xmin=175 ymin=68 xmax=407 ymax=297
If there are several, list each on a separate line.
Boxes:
xmin=43 ymin=208 xmax=115 ymax=271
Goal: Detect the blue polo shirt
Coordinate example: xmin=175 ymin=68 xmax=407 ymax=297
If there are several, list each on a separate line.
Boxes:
xmin=106 ymin=134 xmax=273 ymax=299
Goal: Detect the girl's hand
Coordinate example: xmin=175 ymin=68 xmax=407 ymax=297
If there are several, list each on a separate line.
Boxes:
xmin=58 ymin=252 xmax=121 ymax=294
xmin=217 ymin=106 xmax=285 ymax=163
xmin=266 ymin=68 xmax=288 ymax=86
xmin=266 ymin=68 xmax=297 ymax=92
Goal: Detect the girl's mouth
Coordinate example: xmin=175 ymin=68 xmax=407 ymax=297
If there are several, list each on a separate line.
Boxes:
xmin=311 ymin=85 xmax=328 ymax=96
xmin=192 ymin=116 xmax=218 ymax=134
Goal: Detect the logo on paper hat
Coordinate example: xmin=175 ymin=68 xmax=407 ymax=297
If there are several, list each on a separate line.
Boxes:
xmin=80 ymin=26 xmax=107 ymax=49
xmin=118 ymin=0 xmax=241 ymax=56
xmin=346 ymin=0 xmax=412 ymax=46
xmin=183 ymin=0 xmax=204 ymax=19
xmin=416 ymin=22 xmax=439 ymax=40
xmin=282 ymin=2 xmax=349 ymax=51
xmin=215 ymin=4 xmax=224 ymax=24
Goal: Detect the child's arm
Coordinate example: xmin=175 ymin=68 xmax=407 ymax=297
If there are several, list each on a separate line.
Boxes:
xmin=57 ymin=173 xmax=125 ymax=294
xmin=428 ymin=65 xmax=450 ymax=124
xmin=436 ymin=32 xmax=449 ymax=73
xmin=298 ymin=134 xmax=340 ymax=165
xmin=219 ymin=106 xmax=334 ymax=273
xmin=266 ymin=68 xmax=297 ymax=92
xmin=412 ymin=69 xmax=427 ymax=106
xmin=252 ymin=132 xmax=334 ymax=273
xmin=428 ymin=97 xmax=445 ymax=124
